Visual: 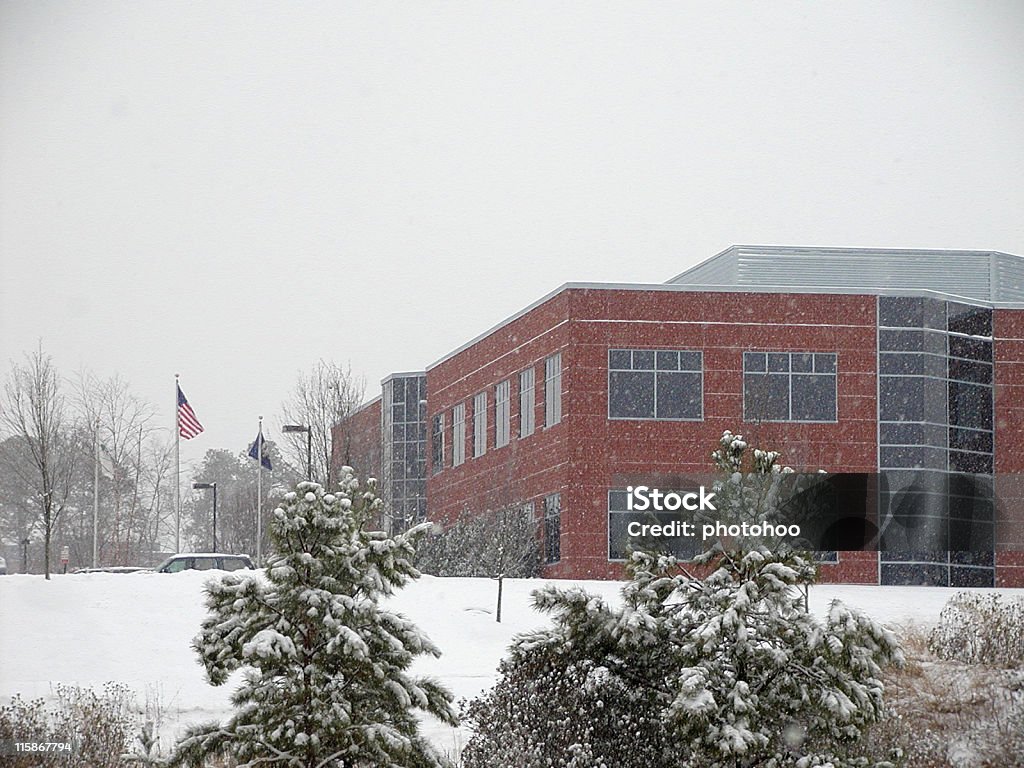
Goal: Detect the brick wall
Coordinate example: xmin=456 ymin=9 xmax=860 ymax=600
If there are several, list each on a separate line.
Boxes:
xmin=333 ymin=397 xmax=382 ymax=484
xmin=427 ymin=287 xmax=882 ymax=581
xmin=995 ymin=309 xmax=1024 ymax=587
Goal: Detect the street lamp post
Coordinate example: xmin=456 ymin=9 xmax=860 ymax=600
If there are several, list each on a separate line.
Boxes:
xmin=283 ymin=424 xmax=312 ymax=480
xmin=193 ymin=482 xmax=218 ymax=551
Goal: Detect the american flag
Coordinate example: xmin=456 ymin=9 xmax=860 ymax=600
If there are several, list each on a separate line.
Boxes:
xmin=177 ymin=385 xmax=205 ymax=439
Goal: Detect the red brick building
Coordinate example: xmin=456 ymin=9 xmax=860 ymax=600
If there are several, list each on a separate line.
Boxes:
xmin=335 ymin=246 xmax=1024 ymax=587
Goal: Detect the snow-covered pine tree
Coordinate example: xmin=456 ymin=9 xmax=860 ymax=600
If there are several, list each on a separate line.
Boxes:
xmin=168 ymin=468 xmax=457 ymax=768
xmin=462 ymin=432 xmax=903 ymax=768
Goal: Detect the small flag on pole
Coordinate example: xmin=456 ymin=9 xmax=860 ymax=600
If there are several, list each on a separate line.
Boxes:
xmin=98 ymin=443 xmax=117 ymax=479
xmin=249 ymin=428 xmax=272 ymax=470
xmin=177 ymin=385 xmax=205 ymax=439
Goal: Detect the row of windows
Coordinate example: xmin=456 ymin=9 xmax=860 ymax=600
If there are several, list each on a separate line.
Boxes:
xmin=609 ymin=349 xmax=839 ymax=423
xmin=433 ymin=353 xmax=562 ymax=472
xmin=434 ymin=348 xmax=843 ymax=474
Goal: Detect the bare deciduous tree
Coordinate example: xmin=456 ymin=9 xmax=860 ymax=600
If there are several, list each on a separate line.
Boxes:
xmin=74 ymin=371 xmax=161 ymax=564
xmin=280 ymin=360 xmax=364 ymax=489
xmin=0 ymin=346 xmax=77 ymax=578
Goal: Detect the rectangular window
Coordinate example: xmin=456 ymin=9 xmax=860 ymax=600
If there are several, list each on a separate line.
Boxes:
xmin=544 ymin=492 xmax=561 ymax=563
xmin=473 ymin=391 xmax=487 ymax=457
xmin=495 ymin=379 xmax=511 ymax=448
xmin=608 ymin=349 xmax=702 ymax=420
xmin=743 ymin=351 xmax=837 ymax=422
xmin=520 ymin=367 xmax=535 ymax=437
xmin=545 ymin=353 xmax=562 ymax=427
xmin=430 ymin=413 xmax=444 ymax=474
xmin=452 ymin=403 xmax=465 ymax=467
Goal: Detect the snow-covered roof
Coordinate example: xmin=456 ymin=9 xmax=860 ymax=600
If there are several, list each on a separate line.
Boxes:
xmin=668 ymin=245 xmax=1024 ymax=304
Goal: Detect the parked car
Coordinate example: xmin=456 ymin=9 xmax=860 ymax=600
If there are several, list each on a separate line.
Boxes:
xmin=155 ymin=553 xmax=256 ymax=573
xmin=0 ymin=556 xmax=6 ymax=575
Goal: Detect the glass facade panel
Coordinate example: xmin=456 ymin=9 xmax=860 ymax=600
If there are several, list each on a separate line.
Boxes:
xmin=381 ymin=374 xmax=427 ymax=535
xmin=877 ymin=296 xmax=995 ymax=586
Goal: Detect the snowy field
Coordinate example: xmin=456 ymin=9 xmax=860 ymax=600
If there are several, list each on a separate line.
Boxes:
xmin=1 ymin=571 xmax=1022 ymax=758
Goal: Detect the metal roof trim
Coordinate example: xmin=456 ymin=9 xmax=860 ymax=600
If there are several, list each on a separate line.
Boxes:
xmin=425 ymin=279 xmax=1024 ymax=372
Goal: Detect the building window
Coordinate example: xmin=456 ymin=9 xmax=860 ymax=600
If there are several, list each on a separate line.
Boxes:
xmin=495 ymin=379 xmax=511 ymax=448
xmin=544 ymin=353 xmax=562 ymax=427
xmin=520 ymin=367 xmax=535 ymax=437
xmin=608 ymin=349 xmax=702 ymax=420
xmin=473 ymin=391 xmax=487 ymax=458
xmin=544 ymin=493 xmax=561 ymax=563
xmin=607 ymin=488 xmax=698 ymax=561
xmin=743 ymin=352 xmax=837 ymax=422
xmin=431 ymin=413 xmax=444 ymax=474
xmin=452 ymin=403 xmax=465 ymax=467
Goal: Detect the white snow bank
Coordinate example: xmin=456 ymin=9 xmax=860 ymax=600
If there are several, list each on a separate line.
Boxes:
xmin=0 ymin=570 xmax=1019 ymax=756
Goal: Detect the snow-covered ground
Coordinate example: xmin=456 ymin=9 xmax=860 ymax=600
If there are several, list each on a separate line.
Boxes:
xmin=1 ymin=571 xmax=1021 ymax=758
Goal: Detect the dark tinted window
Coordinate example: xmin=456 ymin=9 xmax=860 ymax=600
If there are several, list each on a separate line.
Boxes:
xmin=947 ymin=304 xmax=992 ymax=337
xmin=744 ymin=374 xmax=789 ymax=420
xmin=609 ymin=371 xmax=656 ymax=418
xmin=609 ymin=350 xmax=702 ymax=420
xmin=948 ymin=336 xmax=992 ymax=362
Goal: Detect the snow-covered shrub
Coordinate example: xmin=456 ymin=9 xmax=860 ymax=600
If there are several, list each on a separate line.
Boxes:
xmin=0 ymin=683 xmax=136 ymax=768
xmin=168 ymin=469 xmax=457 ymax=768
xmin=461 ymin=640 xmax=680 ymax=768
xmin=462 ymin=433 xmax=903 ymax=768
xmin=928 ymin=591 xmax=1024 ymax=667
xmin=415 ymin=507 xmax=539 ymax=579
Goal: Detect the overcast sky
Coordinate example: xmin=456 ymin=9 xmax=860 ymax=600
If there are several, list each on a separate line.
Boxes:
xmin=2 ymin=1 xmax=1023 ymax=470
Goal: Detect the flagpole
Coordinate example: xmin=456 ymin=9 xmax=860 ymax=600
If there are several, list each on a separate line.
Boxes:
xmin=175 ymin=373 xmax=181 ymax=553
xmin=93 ymin=417 xmax=100 ymax=568
xmin=257 ymin=415 xmax=263 ymax=566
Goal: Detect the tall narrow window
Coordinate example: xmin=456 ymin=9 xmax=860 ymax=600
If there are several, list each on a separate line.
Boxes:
xmin=544 ymin=352 xmax=562 ymax=427
xmin=430 ymin=413 xmax=444 ymax=474
xmin=495 ymin=379 xmax=511 ymax=448
xmin=520 ymin=367 xmax=535 ymax=437
xmin=473 ymin=391 xmax=487 ymax=458
xmin=544 ymin=493 xmax=561 ymax=563
xmin=452 ymin=403 xmax=465 ymax=467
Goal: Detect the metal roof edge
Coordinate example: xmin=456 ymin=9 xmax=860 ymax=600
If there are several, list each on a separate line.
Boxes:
xmin=426 ymin=283 xmax=576 ymax=371
xmin=667 ymin=245 xmax=1022 ymax=285
xmin=667 ymin=243 xmax=740 ymax=283
xmin=425 ymin=280 xmax=1024 ymax=371
xmin=381 ymin=371 xmax=426 ymax=385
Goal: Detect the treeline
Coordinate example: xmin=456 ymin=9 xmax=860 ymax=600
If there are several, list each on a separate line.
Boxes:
xmin=0 ymin=346 xmax=364 ymax=576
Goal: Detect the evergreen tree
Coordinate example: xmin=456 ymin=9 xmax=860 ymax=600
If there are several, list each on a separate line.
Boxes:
xmin=462 ymin=432 xmax=903 ymax=768
xmin=169 ymin=468 xmax=456 ymax=768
